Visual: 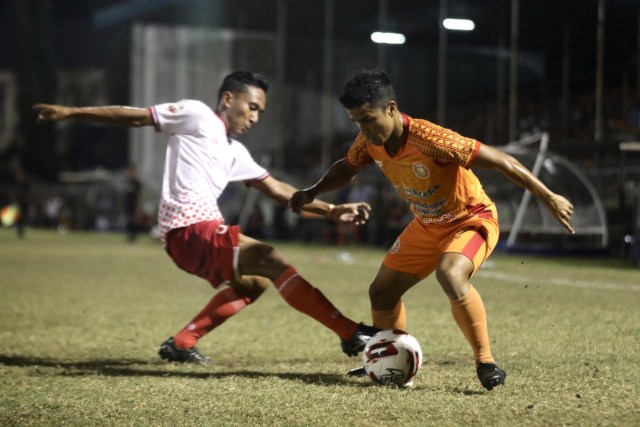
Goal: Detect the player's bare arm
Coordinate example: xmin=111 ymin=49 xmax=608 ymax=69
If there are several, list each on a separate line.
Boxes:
xmin=250 ymin=176 xmax=370 ymax=225
xmin=473 ymin=143 xmax=575 ymax=234
xmin=289 ymin=158 xmax=359 ymax=213
xmin=33 ymin=104 xmax=153 ymax=127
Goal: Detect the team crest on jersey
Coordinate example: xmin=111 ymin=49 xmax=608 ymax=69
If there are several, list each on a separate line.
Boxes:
xmin=389 ymin=238 xmax=400 ymax=254
xmin=412 ymin=162 xmax=429 ymax=179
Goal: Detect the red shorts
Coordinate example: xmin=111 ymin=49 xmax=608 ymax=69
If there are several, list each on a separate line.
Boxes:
xmin=165 ymin=221 xmax=241 ymax=288
xmin=383 ymin=206 xmax=499 ymax=280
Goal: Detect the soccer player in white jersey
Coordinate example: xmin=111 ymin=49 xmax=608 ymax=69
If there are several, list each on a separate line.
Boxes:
xmin=33 ymin=71 xmax=378 ymax=364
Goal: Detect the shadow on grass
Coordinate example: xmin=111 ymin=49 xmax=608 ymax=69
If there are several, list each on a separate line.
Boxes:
xmin=0 ymin=354 xmax=489 ymax=393
xmin=450 ymin=387 xmax=485 ymax=396
xmin=0 ymin=354 xmax=350 ymax=386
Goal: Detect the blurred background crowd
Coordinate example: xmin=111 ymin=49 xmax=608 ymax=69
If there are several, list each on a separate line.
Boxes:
xmin=0 ymin=0 xmax=639 ymax=264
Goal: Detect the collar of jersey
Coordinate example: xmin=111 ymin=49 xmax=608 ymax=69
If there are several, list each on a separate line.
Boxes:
xmin=213 ymin=110 xmax=233 ymax=144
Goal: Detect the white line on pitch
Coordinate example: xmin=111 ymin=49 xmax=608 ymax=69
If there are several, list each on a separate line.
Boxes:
xmin=476 ymin=270 xmax=640 ymax=292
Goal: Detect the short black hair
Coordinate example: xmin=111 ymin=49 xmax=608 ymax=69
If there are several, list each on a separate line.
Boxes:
xmin=338 ymin=69 xmax=396 ymax=109
xmin=217 ymin=71 xmax=269 ymax=102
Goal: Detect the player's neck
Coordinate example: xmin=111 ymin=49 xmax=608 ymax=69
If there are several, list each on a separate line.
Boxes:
xmin=383 ymin=113 xmax=406 ymax=156
xmin=214 ymin=110 xmax=231 ymax=136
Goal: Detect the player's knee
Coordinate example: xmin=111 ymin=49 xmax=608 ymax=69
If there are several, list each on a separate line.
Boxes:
xmin=368 ymin=282 xmax=396 ymax=310
xmin=240 ymin=242 xmax=295 ymax=282
xmin=256 ymin=242 xmax=276 ymax=259
xmin=436 ymin=267 xmax=457 ymax=287
xmin=244 ymin=242 xmax=285 ymax=267
xmin=436 ymin=262 xmax=471 ymax=299
xmin=235 ymin=276 xmax=270 ymax=300
xmin=436 ymin=255 xmax=471 ymax=285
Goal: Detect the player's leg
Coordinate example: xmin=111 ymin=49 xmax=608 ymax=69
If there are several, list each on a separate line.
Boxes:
xmin=159 ymin=221 xmax=251 ymax=363
xmin=437 ymin=251 xmax=492 ymax=358
xmin=346 ymin=235 xmax=425 ymax=377
xmin=370 ymin=218 xmax=441 ymax=331
xmin=159 ymin=275 xmax=269 ymax=364
xmin=170 ymin=275 xmax=269 ymax=346
xmin=237 ymin=233 xmax=378 ymax=356
xmin=436 ymin=223 xmax=505 ymax=390
xmin=368 ymin=265 xmax=419 ymax=331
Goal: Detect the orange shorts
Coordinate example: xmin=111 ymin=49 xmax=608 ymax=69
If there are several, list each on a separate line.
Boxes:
xmin=383 ymin=206 xmax=499 ymax=280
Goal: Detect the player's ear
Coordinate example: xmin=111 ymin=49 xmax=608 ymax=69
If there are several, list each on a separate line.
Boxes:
xmin=387 ymin=100 xmax=397 ymax=116
xmin=221 ymin=91 xmax=234 ymax=109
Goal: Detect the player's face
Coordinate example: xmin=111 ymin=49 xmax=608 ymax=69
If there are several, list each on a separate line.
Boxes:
xmin=222 ymin=85 xmax=267 ymax=136
xmin=346 ymin=102 xmax=396 ymax=145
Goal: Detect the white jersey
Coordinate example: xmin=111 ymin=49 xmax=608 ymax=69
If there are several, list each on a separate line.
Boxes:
xmin=150 ymin=99 xmax=269 ymax=240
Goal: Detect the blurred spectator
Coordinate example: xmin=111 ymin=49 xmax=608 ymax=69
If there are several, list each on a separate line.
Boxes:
xmin=123 ymin=165 xmax=142 ymax=242
xmin=13 ymin=168 xmax=30 ymax=238
xmin=44 ymin=194 xmax=64 ymax=231
xmin=335 ymin=177 xmax=376 ymax=245
xmin=382 ymin=198 xmax=412 ymax=248
xmin=625 ymin=103 xmax=640 ymax=135
xmin=243 ymin=205 xmax=266 ymax=239
xmin=622 ymin=230 xmax=639 ymax=267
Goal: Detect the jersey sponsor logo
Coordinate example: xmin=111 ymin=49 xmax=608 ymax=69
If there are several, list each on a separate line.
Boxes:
xmin=389 ymin=238 xmax=400 ymax=254
xmin=412 ymin=162 xmax=430 ymax=179
xmin=421 ymin=213 xmax=457 ymax=224
xmin=413 ymin=200 xmax=447 ymax=215
xmin=399 ymin=184 xmax=440 ymax=199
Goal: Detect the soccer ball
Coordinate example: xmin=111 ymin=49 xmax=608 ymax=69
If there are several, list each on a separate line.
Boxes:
xmin=362 ymin=329 xmax=423 ymax=386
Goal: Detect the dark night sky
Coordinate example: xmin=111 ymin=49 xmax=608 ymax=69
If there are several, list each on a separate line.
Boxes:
xmin=0 ymin=0 xmax=638 ymax=178
xmin=2 ymin=0 xmax=638 ymax=80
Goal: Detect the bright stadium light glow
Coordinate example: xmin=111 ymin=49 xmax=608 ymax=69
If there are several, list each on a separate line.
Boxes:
xmin=442 ymin=18 xmax=475 ymax=31
xmin=370 ymin=31 xmax=406 ymax=45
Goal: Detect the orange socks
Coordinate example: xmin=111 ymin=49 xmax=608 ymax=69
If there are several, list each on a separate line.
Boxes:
xmin=371 ymin=300 xmax=407 ymax=331
xmin=449 ymin=285 xmax=495 ymax=364
xmin=274 ymin=267 xmax=358 ymax=340
xmin=173 ymin=287 xmax=253 ymax=349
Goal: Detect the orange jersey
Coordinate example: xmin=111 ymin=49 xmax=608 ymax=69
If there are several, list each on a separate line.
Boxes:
xmin=346 ymin=113 xmax=495 ymax=226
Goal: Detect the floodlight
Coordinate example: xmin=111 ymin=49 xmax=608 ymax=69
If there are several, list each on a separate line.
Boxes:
xmin=370 ymin=31 xmax=406 ymax=45
xmin=442 ymin=18 xmax=475 ymax=31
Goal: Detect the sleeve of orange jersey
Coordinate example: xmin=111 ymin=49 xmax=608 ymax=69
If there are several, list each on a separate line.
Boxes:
xmin=345 ymin=133 xmax=373 ymax=168
xmin=467 ymin=140 xmax=482 ymax=168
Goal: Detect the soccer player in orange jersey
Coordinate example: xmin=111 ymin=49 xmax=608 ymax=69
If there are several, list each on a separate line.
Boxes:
xmin=290 ymin=69 xmax=575 ymax=390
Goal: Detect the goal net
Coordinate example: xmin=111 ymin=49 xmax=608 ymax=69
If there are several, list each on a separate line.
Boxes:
xmin=475 ymin=132 xmax=608 ymax=252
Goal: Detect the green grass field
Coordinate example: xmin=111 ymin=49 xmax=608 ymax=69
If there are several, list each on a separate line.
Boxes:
xmin=1 ymin=229 xmax=639 ymax=426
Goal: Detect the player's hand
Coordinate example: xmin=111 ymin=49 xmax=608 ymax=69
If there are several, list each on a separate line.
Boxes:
xmin=545 ymin=193 xmax=575 ymax=234
xmin=289 ymin=189 xmax=316 ymax=213
xmin=33 ymin=104 xmax=69 ymax=122
xmin=328 ymin=202 xmax=371 ymax=225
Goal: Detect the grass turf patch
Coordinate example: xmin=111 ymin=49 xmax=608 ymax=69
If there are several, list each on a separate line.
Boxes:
xmin=1 ymin=229 xmax=639 ymax=426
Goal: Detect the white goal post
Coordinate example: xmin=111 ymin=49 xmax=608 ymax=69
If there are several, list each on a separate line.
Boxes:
xmin=494 ymin=132 xmax=608 ymax=249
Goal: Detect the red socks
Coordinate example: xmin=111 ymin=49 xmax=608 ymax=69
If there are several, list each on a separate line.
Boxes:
xmin=274 ymin=267 xmax=358 ymax=340
xmin=173 ymin=287 xmax=253 ymax=349
xmin=173 ymin=267 xmax=359 ymax=349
